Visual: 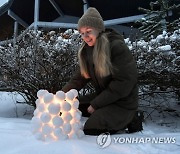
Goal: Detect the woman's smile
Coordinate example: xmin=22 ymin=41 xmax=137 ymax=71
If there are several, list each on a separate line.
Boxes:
xmin=79 ymin=27 xmax=99 ymax=46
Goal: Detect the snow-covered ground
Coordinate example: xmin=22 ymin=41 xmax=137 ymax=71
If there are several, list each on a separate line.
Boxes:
xmin=0 ymin=91 xmax=180 ymax=154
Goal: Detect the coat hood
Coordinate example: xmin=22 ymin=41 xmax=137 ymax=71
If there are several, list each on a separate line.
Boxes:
xmin=104 ymin=28 xmax=125 ymax=44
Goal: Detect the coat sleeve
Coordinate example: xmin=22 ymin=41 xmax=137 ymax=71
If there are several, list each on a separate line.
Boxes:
xmin=62 ymin=67 xmax=90 ymax=93
xmin=90 ymin=40 xmax=138 ymax=109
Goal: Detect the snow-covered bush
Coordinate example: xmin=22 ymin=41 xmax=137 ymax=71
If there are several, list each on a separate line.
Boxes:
xmin=0 ymin=29 xmax=81 ymax=106
xmin=125 ymin=29 xmax=180 ymax=102
xmin=136 ymin=0 xmax=180 ymax=40
xmin=0 ymin=27 xmax=179 ymax=111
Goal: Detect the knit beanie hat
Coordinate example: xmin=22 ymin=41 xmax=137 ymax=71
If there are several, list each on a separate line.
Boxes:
xmin=78 ymin=7 xmax=105 ymax=32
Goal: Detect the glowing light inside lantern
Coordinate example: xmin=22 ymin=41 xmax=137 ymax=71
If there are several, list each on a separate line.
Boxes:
xmin=31 ymin=89 xmax=84 ymax=141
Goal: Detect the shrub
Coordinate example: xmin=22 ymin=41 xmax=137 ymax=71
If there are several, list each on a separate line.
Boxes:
xmin=0 ymin=29 xmax=81 ymax=106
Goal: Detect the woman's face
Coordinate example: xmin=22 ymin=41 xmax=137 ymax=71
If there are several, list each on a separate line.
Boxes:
xmin=79 ymin=27 xmax=99 ymax=46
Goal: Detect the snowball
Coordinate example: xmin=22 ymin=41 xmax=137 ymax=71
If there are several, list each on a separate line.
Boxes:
xmin=69 ymin=132 xmax=78 ymax=139
xmin=33 ymin=109 xmax=40 ymax=117
xmin=53 ymin=128 xmax=63 ymax=138
xmin=71 ymin=99 xmax=79 ymax=109
xmin=42 ymin=124 xmax=53 ymax=135
xmin=43 ymin=93 xmax=54 ymax=104
xmin=62 ymin=101 xmax=71 ymax=111
xmin=78 ymin=122 xmax=83 ymax=129
xmin=78 ymin=110 xmax=82 ymax=116
xmin=45 ymin=134 xmax=55 ymax=141
xmin=69 ymin=89 xmax=78 ymax=98
xmin=31 ymin=117 xmax=40 ymax=123
xmin=62 ymin=123 xmax=72 ymax=134
xmin=35 ymin=132 xmax=45 ymax=141
xmin=65 ymin=91 xmax=75 ymax=101
xmin=31 ymin=117 xmax=42 ymax=133
xmin=57 ymin=133 xmax=68 ymax=140
xmin=52 ymin=116 xmax=64 ymax=127
xmin=35 ymin=99 xmax=40 ymax=105
xmin=33 ymin=111 xmax=41 ymax=119
xmin=37 ymin=103 xmax=45 ymax=112
xmin=37 ymin=89 xmax=48 ymax=98
xmin=40 ymin=112 xmax=51 ymax=123
xmin=77 ymin=130 xmax=85 ymax=138
xmin=32 ymin=89 xmax=83 ymax=141
xmin=72 ymin=111 xmax=81 ymax=121
xmin=48 ymin=103 xmax=61 ymax=115
xmin=62 ymin=112 xmax=72 ymax=122
xmin=71 ymin=122 xmax=80 ymax=132
xmin=56 ymin=91 xmax=65 ymax=101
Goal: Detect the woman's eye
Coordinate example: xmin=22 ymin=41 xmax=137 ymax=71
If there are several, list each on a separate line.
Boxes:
xmin=87 ymin=31 xmax=91 ymax=34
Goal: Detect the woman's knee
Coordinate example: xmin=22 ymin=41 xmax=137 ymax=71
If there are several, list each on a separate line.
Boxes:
xmin=83 ymin=111 xmax=118 ymax=135
xmin=83 ymin=110 xmax=106 ymax=130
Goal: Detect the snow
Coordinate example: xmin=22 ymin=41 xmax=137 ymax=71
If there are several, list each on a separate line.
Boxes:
xmin=158 ymin=45 xmax=171 ymax=51
xmin=0 ymin=28 xmax=179 ymax=153
xmin=56 ymin=91 xmax=66 ymax=101
xmin=65 ymin=91 xmax=75 ymax=101
xmin=0 ymin=91 xmax=180 ymax=154
xmin=31 ymin=89 xmax=84 ymax=141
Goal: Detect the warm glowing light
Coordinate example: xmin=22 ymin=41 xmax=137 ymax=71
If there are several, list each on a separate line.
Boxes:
xmin=31 ymin=89 xmax=84 ymax=141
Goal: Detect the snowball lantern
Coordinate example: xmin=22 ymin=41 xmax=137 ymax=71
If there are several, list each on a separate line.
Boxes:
xmin=31 ymin=89 xmax=84 ymax=141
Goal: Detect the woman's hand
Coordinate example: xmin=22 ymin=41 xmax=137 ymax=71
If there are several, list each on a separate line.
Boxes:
xmin=87 ymin=105 xmax=95 ymax=114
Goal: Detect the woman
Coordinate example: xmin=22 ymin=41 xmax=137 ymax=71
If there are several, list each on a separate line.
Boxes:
xmin=62 ymin=7 xmax=143 ymax=135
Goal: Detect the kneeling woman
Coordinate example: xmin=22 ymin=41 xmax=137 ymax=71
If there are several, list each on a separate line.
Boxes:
xmin=62 ymin=7 xmax=139 ymax=135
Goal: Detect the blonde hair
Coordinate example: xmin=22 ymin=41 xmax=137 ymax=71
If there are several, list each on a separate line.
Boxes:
xmin=78 ymin=33 xmax=113 ymax=78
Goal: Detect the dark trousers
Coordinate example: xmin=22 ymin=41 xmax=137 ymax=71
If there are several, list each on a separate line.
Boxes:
xmin=78 ymin=93 xmax=132 ymax=135
xmin=79 ymin=102 xmax=119 ymax=135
